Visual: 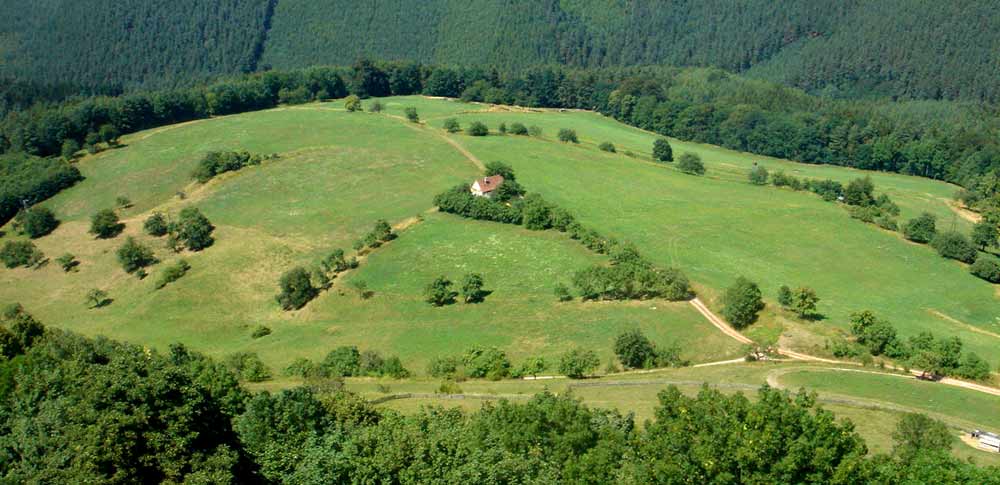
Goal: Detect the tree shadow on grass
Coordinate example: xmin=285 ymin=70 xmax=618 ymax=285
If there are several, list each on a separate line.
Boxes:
xmin=93 ymin=298 xmax=113 ymax=309
xmin=801 ymin=312 xmax=827 ymax=322
xmin=465 ymin=289 xmax=494 ymax=304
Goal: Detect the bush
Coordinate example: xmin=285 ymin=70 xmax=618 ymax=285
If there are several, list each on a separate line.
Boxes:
xmin=808 ymin=179 xmax=844 ymax=201
xmin=653 ymin=138 xmax=673 ymax=162
xmin=558 ymin=348 xmax=599 ymax=378
xmin=404 ymin=107 xmax=419 ymax=122
xmin=89 ymin=208 xmax=124 ymax=238
xmin=1 ymin=240 xmax=43 ymax=268
xmin=598 ymin=142 xmax=616 ymax=153
xmin=176 ymin=207 xmax=215 ymax=251
xmin=424 ymin=276 xmax=457 ymax=306
xmin=614 ymin=329 xmax=658 ymax=369
xmin=677 ymin=153 xmax=705 ymax=175
xmin=460 ymin=273 xmax=485 ymax=303
xmin=722 ymin=277 xmax=764 ymax=329
xmin=344 ymin=95 xmax=362 ymax=112
xmin=277 ymin=267 xmax=318 ymax=310
xmin=527 ymin=125 xmax=542 ymax=137
xmin=970 ymin=255 xmax=1000 ymax=283
xmin=930 ymin=231 xmax=977 ymax=263
xmin=843 ymin=177 xmax=876 ymax=206
xmin=116 ymin=237 xmax=156 ymax=274
xmin=748 ymin=165 xmax=768 ymax=185
xmin=513 ymin=357 xmax=547 ymax=378
xmin=443 ymin=118 xmax=461 ymax=133
xmin=903 ymin=213 xmax=936 ymax=243
xmin=557 ymin=128 xmax=579 ymax=143
xmin=573 ymin=261 xmax=691 ymax=302
xmin=509 ymin=122 xmax=528 ymax=135
xmin=191 ymin=151 xmax=271 ymax=183
xmin=319 ymin=346 xmax=361 ymax=377
xmin=15 ymin=207 xmax=58 ymax=238
xmin=777 ymin=285 xmax=793 ymax=307
xmin=56 ymin=253 xmax=78 ymax=272
xmin=368 ymin=100 xmax=383 ymax=113
xmin=251 ymin=326 xmax=271 ymax=339
xmin=875 ymin=215 xmax=898 ymax=231
xmin=144 ymin=212 xmax=168 ymax=236
xmin=225 ymin=352 xmax=271 ymax=382
xmin=283 ymin=358 xmax=315 ymax=378
xmin=554 ymin=283 xmax=572 ymax=301
xmin=427 ymin=356 xmax=460 ymax=378
xmin=498 ymin=123 xmax=507 ymax=134
xmin=154 ymin=259 xmax=190 ymax=289
xmin=462 ymin=346 xmax=511 ymax=380
xmin=467 ymin=121 xmax=489 ymax=136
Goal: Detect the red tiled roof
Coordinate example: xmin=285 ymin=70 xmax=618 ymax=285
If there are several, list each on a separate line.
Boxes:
xmin=475 ymin=175 xmax=505 ymax=193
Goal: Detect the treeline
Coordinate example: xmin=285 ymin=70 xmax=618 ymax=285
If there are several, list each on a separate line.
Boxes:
xmin=5 ymin=61 xmax=998 ymax=190
xmin=1 ymin=306 xmax=997 ymax=483
xmin=0 ymin=154 xmax=81 ymax=225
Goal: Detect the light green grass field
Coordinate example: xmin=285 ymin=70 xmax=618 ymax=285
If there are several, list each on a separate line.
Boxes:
xmin=2 ymin=96 xmax=999 ymax=454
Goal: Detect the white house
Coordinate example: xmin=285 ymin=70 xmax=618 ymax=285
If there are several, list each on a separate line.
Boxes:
xmin=471 ymin=175 xmax=504 ymax=198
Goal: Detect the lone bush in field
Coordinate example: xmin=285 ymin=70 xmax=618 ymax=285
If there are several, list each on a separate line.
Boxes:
xmin=368 ymin=100 xmax=383 ymax=113
xmin=443 ymin=118 xmax=461 ymax=133
xmin=790 ymin=287 xmax=820 ymax=318
xmin=614 ymin=329 xmax=658 ymax=369
xmin=557 ymin=128 xmax=579 ymax=143
xmin=748 ymin=165 xmax=769 ymax=185
xmin=462 ymin=346 xmax=511 ymax=380
xmin=116 ymin=237 xmax=156 ymax=274
xmin=558 ymin=348 xmax=599 ymax=378
xmin=144 ymin=212 xmax=168 ymax=236
xmin=404 ymin=107 xmax=419 ymax=122
xmin=677 ymin=153 xmax=706 ymax=175
xmin=56 ymin=253 xmax=79 ymax=272
xmin=777 ymin=285 xmax=793 ymax=307
xmin=903 ymin=212 xmax=936 ymax=243
xmin=15 ymin=207 xmax=58 ymax=238
xmin=930 ymin=231 xmax=977 ymax=263
xmin=467 ymin=121 xmax=489 ymax=136
xmin=344 ymin=95 xmax=362 ymax=112
xmin=653 ymin=138 xmax=673 ymax=162
xmin=598 ymin=142 xmax=616 ymax=153
xmin=461 ymin=273 xmax=485 ymax=303
xmin=277 ymin=267 xmax=318 ymax=310
xmin=1 ymin=240 xmax=43 ymax=268
xmin=85 ymin=289 xmax=109 ymax=308
xmin=554 ymin=283 xmax=572 ymax=301
xmin=509 ymin=122 xmax=528 ymax=135
xmin=971 ymin=255 xmax=1000 ymax=283
xmin=722 ymin=277 xmax=764 ymax=329
xmin=89 ymin=209 xmax=124 ymax=238
xmin=424 ymin=276 xmax=457 ymax=306
xmin=176 ymin=207 xmax=214 ymax=251
xmin=155 ymin=259 xmax=190 ymax=289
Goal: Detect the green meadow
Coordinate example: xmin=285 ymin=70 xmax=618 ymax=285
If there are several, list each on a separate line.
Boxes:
xmin=2 ymin=96 xmax=999 ymax=452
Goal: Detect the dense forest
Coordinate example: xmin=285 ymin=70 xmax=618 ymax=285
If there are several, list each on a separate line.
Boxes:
xmin=1 ymin=306 xmax=997 ymax=483
xmin=1 ymin=0 xmax=999 ymax=104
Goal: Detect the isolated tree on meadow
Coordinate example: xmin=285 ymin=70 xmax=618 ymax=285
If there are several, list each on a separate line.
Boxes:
xmin=443 ymin=118 xmax=461 ymax=133
xmin=116 ymin=196 xmax=132 ymax=209
xmin=404 ymin=107 xmax=419 ymax=122
xmin=424 ymin=276 xmax=457 ymax=306
xmin=748 ymin=164 xmax=769 ymax=185
xmin=144 ymin=212 xmax=168 ymax=236
xmin=498 ymin=122 xmax=507 ymax=134
xmin=790 ymin=287 xmax=820 ymax=318
xmin=85 ymin=289 xmax=109 ymax=308
xmin=467 ymin=121 xmax=489 ymax=136
xmin=277 ymin=267 xmax=318 ymax=310
xmin=176 ymin=207 xmax=215 ymax=251
xmin=368 ymin=100 xmax=383 ymax=113
xmin=722 ymin=277 xmax=764 ymax=329
xmin=461 ymin=273 xmax=485 ymax=303
xmin=677 ymin=152 xmax=705 ymax=175
xmin=509 ymin=122 xmax=528 ymax=135
xmin=653 ymin=138 xmax=673 ymax=162
xmin=598 ymin=142 xmax=616 ymax=153
xmin=903 ymin=212 xmax=937 ymax=243
xmin=614 ymin=329 xmax=657 ymax=369
xmin=116 ymin=237 xmax=156 ymax=274
xmin=558 ymin=348 xmax=600 ymax=378
xmin=777 ymin=285 xmax=793 ymax=308
xmin=554 ymin=283 xmax=572 ymax=301
xmin=557 ymin=128 xmax=579 ymax=143
xmin=56 ymin=253 xmax=79 ymax=272
xmin=89 ymin=209 xmax=124 ymax=238
xmin=0 ymin=240 xmax=43 ymax=268
xmin=344 ymin=95 xmax=362 ymax=112
xmin=971 ymin=220 xmax=998 ymax=250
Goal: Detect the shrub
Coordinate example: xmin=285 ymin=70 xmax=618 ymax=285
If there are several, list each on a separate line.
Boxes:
xmin=276 ymin=267 xmax=318 ymax=310
xmin=513 ymin=357 xmax=547 ymax=378
xmin=573 ymin=262 xmax=692 ymax=302
xmin=498 ymin=122 xmax=507 ymax=134
xmin=748 ymin=165 xmax=768 ymax=185
xmin=467 ymin=121 xmax=489 ymax=136
xmin=930 ymin=231 xmax=977 ymax=263
xmin=191 ymin=151 xmax=271 ymax=183
xmin=424 ymin=276 xmax=457 ymax=306
xmin=437 ymin=381 xmax=462 ymax=395
xmin=368 ymin=100 xmax=383 ymax=113
xmin=154 ymin=259 xmax=190 ymax=289
xmin=85 ymin=288 xmax=109 ymax=308
xmin=527 ymin=125 xmax=542 ymax=137
xmin=176 ymin=207 xmax=214 ymax=251
xmin=875 ymin=215 xmax=898 ymax=231
xmin=614 ymin=329 xmax=658 ymax=369
xmin=509 ymin=122 xmax=528 ymax=135
xmin=56 ymin=253 xmax=78 ymax=272
xmin=61 ymin=139 xmax=80 ymax=160
xmin=460 ymin=273 xmax=485 ymax=303
xmin=319 ymin=346 xmax=361 ymax=377
xmin=777 ymin=285 xmax=793 ymax=308
xmin=427 ymin=356 xmax=460 ymax=378
xmin=251 ymin=326 xmax=271 ymax=339
xmin=225 ymin=352 xmax=271 ymax=382
xmin=0 ymin=241 xmax=43 ymax=269
xmin=115 ymin=196 xmax=132 ymax=209
xmin=116 ymin=237 xmax=157 ymax=274
xmin=558 ymin=348 xmax=599 ymax=378
xmin=970 ymin=255 xmax=1000 ymax=283
xmin=789 ymin=287 xmax=820 ymax=318
xmin=653 ymin=138 xmax=673 ymax=162
xmin=808 ymin=179 xmax=844 ymax=201
xmin=15 ymin=207 xmax=58 ymax=238
xmin=462 ymin=346 xmax=511 ymax=380
xmin=722 ymin=277 xmax=764 ymax=329
xmin=598 ymin=142 xmax=616 ymax=153
xmin=677 ymin=153 xmax=705 ymax=175
xmin=971 ymin=220 xmax=998 ymax=250
xmin=843 ymin=177 xmax=876 ymax=206
xmin=89 ymin=209 xmax=123 ymax=238
xmin=283 ymin=358 xmax=315 ymax=378
xmin=344 ymin=95 xmax=362 ymax=112
xmin=554 ymin=283 xmax=572 ymax=301
xmin=144 ymin=212 xmax=169 ymax=236
xmin=903 ymin=213 xmax=936 ymax=243
xmin=404 ymin=107 xmax=419 ymax=122
xmin=557 ymin=128 xmax=579 ymax=143
xmin=443 ymin=118 xmax=461 ymax=133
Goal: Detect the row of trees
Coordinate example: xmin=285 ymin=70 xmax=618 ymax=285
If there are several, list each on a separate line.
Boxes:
xmin=191 ymin=150 xmax=276 ymax=183
xmin=2 ymin=308 xmax=992 ymax=483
